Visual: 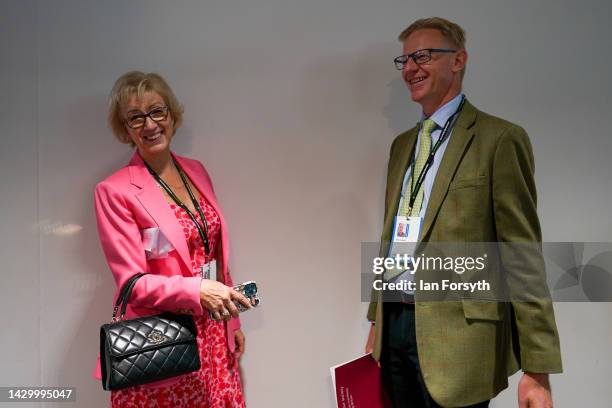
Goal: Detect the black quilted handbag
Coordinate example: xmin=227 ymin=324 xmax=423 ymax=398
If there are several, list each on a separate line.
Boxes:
xmin=100 ymin=273 xmax=201 ymax=390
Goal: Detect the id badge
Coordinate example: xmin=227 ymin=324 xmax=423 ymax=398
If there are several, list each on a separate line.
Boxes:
xmin=392 ymin=216 xmax=422 ymax=243
xmin=384 ymin=216 xmax=422 ymax=282
xmin=201 ymin=260 xmax=218 ymax=281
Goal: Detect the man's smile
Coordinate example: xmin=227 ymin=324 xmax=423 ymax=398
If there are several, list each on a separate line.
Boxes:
xmin=408 ymin=76 xmax=427 ymax=85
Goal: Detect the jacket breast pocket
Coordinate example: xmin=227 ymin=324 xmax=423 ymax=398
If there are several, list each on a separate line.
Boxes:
xmin=448 ymin=175 xmax=487 ymax=191
xmin=141 ymin=227 xmax=175 ymax=260
xmin=436 ymin=175 xmax=490 ymax=241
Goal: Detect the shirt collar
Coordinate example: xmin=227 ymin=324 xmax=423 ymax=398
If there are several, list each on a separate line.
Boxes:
xmin=420 ymin=93 xmax=465 ymax=129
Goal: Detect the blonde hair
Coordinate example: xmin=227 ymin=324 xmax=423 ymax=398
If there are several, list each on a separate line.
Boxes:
xmin=398 ymin=17 xmax=467 ymax=79
xmin=108 ymin=71 xmax=184 ymax=145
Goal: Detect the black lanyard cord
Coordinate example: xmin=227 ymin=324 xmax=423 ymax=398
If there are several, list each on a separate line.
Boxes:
xmin=407 ymin=96 xmax=466 ymax=210
xmin=144 ymin=157 xmax=211 ymax=255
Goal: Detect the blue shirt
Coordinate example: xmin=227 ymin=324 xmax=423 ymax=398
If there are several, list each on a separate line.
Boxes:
xmin=396 ymin=93 xmax=465 ymax=219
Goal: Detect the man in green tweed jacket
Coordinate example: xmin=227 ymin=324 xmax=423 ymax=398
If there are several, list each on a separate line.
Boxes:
xmin=365 ymin=17 xmax=562 ymax=408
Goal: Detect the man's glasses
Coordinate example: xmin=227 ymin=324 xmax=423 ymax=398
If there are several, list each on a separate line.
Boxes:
xmin=393 ymin=48 xmax=457 ymax=70
xmin=125 ymin=106 xmax=169 ymax=129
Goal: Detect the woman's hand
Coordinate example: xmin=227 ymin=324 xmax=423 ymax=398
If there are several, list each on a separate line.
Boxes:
xmin=199 ymin=279 xmax=251 ymax=321
xmin=234 ymin=330 xmax=246 ymax=359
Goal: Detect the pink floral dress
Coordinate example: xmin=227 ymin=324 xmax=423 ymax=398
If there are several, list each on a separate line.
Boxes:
xmin=111 ymin=196 xmax=246 ymax=408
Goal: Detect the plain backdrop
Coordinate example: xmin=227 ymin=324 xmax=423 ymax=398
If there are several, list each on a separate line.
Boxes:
xmin=1 ymin=0 xmax=611 ymax=407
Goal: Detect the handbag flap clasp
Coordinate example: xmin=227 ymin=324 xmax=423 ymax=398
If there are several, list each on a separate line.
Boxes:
xmin=103 ymin=313 xmax=197 ymax=358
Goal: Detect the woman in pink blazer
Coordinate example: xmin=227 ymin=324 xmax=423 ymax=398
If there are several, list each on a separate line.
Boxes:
xmin=94 ymin=71 xmax=251 ymax=407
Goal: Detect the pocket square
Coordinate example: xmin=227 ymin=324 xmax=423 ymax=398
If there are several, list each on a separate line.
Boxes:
xmin=141 ymin=227 xmax=174 ymax=260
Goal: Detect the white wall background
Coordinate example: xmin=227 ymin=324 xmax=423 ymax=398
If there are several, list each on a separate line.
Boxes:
xmin=1 ymin=0 xmax=611 ymax=407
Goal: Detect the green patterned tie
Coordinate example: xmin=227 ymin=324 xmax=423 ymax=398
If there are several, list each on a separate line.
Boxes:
xmin=399 ymin=118 xmax=437 ymax=217
xmin=384 ymin=119 xmax=437 ymax=283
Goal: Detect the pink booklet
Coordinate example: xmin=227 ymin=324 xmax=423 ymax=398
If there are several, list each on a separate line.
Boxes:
xmin=330 ymin=354 xmax=390 ymax=408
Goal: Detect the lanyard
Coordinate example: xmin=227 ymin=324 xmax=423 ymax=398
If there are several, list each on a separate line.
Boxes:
xmin=144 ymin=157 xmax=211 ymax=255
xmin=407 ymin=96 xmax=466 ymax=211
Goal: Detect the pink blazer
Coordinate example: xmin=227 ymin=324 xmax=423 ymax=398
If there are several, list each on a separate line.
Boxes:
xmin=93 ymin=151 xmax=240 ymax=386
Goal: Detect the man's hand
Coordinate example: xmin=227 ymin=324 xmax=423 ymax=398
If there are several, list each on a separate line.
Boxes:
xmin=518 ymin=372 xmax=553 ymax=408
xmin=365 ymin=323 xmax=382 ymax=367
xmin=234 ymin=329 xmax=246 ymax=359
xmin=365 ymin=323 xmax=375 ymax=354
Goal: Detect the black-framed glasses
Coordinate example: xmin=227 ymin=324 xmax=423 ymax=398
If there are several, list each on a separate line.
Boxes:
xmin=125 ymin=106 xmax=169 ymax=129
xmin=393 ymin=48 xmax=457 ymax=70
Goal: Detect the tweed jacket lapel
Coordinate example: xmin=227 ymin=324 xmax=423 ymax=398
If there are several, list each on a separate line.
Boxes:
xmin=418 ymin=100 xmax=478 ymax=243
